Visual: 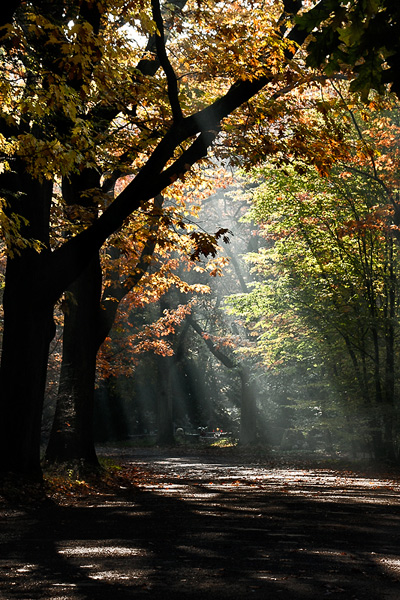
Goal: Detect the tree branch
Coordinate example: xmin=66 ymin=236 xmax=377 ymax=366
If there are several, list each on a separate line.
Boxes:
xmin=137 ymin=0 xmax=187 ymax=76
xmin=96 ymin=195 xmax=165 ymax=348
xmin=187 ymin=315 xmax=237 ymax=369
xmin=79 ymin=0 xmax=102 ymax=34
xmin=151 ymin=0 xmax=183 ymax=122
xmin=50 ymin=0 xmax=320 ymax=298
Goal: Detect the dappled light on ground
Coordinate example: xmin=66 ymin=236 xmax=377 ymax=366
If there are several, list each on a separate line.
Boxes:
xmin=1 ymin=448 xmax=400 ymax=599
xmin=58 ymin=546 xmax=143 ymax=557
xmin=132 ymin=456 xmax=400 ymax=510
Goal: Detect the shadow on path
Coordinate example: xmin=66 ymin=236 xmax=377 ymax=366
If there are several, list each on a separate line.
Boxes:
xmin=1 ymin=451 xmax=400 ymax=599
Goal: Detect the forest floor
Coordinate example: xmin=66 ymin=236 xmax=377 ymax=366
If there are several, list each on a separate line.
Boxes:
xmin=1 ymin=445 xmax=400 ymax=599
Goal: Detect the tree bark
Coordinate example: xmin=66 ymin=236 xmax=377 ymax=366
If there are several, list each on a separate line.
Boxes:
xmin=45 ymin=194 xmax=163 ymax=466
xmin=156 ymin=355 xmax=175 ymax=445
xmin=45 ymin=254 xmax=102 ymax=466
xmin=0 ymin=172 xmax=54 ymax=478
xmin=383 ymin=236 xmax=397 ymax=461
xmin=238 ymin=366 xmax=258 ymax=445
xmin=0 ymin=262 xmax=55 ymax=477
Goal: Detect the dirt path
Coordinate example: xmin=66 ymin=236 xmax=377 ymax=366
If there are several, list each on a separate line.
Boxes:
xmin=1 ymin=447 xmax=400 ymax=599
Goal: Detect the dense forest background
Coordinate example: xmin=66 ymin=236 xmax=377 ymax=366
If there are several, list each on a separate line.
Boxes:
xmin=1 ymin=0 xmax=400 ymax=479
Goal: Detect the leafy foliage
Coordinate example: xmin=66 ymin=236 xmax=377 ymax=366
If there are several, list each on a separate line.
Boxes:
xmin=226 ymin=88 xmax=400 ymax=457
xmin=298 ymin=0 xmax=400 ymax=100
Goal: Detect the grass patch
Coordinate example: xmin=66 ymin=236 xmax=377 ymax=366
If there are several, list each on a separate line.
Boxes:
xmin=210 ymin=437 xmax=237 ymax=448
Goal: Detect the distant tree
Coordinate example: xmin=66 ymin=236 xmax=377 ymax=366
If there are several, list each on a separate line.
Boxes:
xmin=228 ymin=92 xmax=400 ymax=460
xmin=187 ymin=315 xmax=258 ymax=444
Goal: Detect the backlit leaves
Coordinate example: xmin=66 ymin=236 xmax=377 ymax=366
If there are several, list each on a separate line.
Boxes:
xmin=298 ymin=0 xmax=400 ymax=100
xmin=226 ymin=90 xmax=400 ymax=439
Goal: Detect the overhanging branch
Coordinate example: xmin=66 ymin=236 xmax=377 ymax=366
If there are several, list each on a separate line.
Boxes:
xmin=187 ymin=315 xmax=237 ymax=369
xmin=151 ymin=0 xmax=183 ymax=122
xmin=50 ymin=0 xmax=322 ymax=298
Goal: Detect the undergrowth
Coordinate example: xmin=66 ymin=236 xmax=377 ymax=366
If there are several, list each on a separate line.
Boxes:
xmin=43 ymin=458 xmax=130 ymax=504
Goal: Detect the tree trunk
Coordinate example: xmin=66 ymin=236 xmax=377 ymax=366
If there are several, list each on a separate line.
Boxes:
xmin=382 ymin=236 xmax=397 ymax=461
xmin=45 ymin=254 xmax=102 ymax=466
xmin=0 ymin=169 xmax=54 ymax=478
xmin=156 ymin=355 xmax=175 ymax=445
xmin=239 ymin=366 xmax=257 ymax=445
xmin=187 ymin=315 xmax=258 ymax=444
xmin=0 ymin=254 xmax=55 ymax=478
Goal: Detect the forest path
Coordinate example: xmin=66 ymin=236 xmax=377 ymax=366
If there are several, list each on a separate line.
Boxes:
xmin=1 ymin=447 xmax=400 ymax=599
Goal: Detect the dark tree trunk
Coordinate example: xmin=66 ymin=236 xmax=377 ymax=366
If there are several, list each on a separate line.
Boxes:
xmin=0 ymin=172 xmax=54 ymax=478
xmin=382 ymin=236 xmax=397 ymax=461
xmin=45 ymin=201 xmax=162 ymax=465
xmin=238 ymin=366 xmax=257 ymax=445
xmin=156 ymin=355 xmax=175 ymax=445
xmin=45 ymin=254 xmax=102 ymax=466
xmin=0 ymin=260 xmax=55 ymax=477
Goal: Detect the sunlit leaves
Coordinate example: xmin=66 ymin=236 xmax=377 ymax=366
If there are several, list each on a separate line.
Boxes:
xmin=97 ymin=302 xmax=196 ymax=378
xmin=176 ymin=0 xmax=289 ymax=87
xmin=217 ymin=79 xmax=352 ymax=173
xmin=0 ymin=198 xmax=44 ymax=258
xmin=0 ymin=0 xmax=329 ymax=262
xmin=226 ymin=93 xmax=400 ymax=449
xmin=297 ymin=0 xmax=400 ymax=100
